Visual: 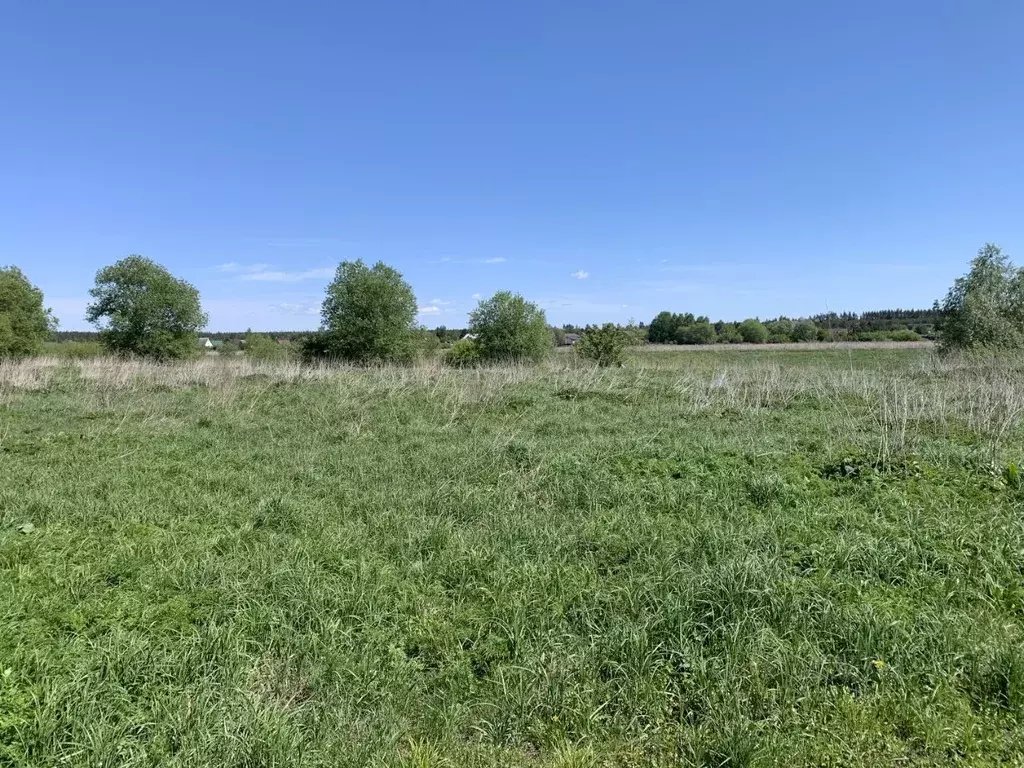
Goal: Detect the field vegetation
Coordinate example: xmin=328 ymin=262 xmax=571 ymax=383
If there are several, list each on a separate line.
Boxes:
xmin=2 ymin=347 xmax=1024 ymax=766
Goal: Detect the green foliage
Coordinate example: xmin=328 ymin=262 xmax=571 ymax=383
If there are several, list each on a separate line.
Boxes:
xmin=315 ymin=260 xmax=418 ymax=363
xmin=765 ymin=318 xmax=794 ymax=339
xmin=469 ymin=291 xmax=552 ymax=363
xmin=551 ymin=326 xmax=567 ymax=346
xmin=574 ymin=323 xmax=632 ymax=367
xmin=413 ymin=328 xmax=442 ymax=358
xmin=717 ymin=323 xmax=743 ymax=344
xmin=42 ymin=341 xmax=104 ymax=359
xmin=648 ymin=311 xmax=678 ymax=344
xmin=738 ymin=318 xmax=769 ymax=343
xmin=791 ymin=319 xmax=818 ymax=342
xmin=245 ymin=332 xmax=288 ymax=362
xmin=676 ymin=321 xmax=716 ymax=345
xmin=937 ymin=244 xmax=1024 ymax=353
xmin=442 ymin=338 xmax=481 ymax=367
xmin=85 ymin=255 xmax=207 ymax=360
xmin=0 ymin=266 xmax=56 ymax=358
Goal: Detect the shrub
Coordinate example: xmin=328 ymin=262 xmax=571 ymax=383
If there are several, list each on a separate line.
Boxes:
xmin=414 ymin=329 xmax=442 ymax=358
xmin=887 ymin=329 xmax=922 ymax=342
xmin=443 ymin=338 xmax=481 ymax=367
xmin=717 ymin=324 xmax=743 ymax=344
xmin=0 ymin=266 xmax=57 ymax=358
xmin=42 ymin=341 xmax=103 ymax=359
xmin=676 ymin=321 xmax=717 ymax=345
xmin=315 ymin=260 xmax=418 ymax=363
xmin=86 ymin=256 xmax=207 ymax=360
xmin=738 ymin=319 xmax=769 ymax=343
xmin=575 ymin=323 xmax=632 ymax=367
xmin=245 ymin=332 xmax=288 ymax=362
xmin=469 ymin=292 xmax=552 ymax=363
xmin=791 ymin=319 xmax=818 ymax=342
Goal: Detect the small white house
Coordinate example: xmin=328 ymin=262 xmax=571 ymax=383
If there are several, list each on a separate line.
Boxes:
xmin=198 ymin=337 xmax=214 ymax=349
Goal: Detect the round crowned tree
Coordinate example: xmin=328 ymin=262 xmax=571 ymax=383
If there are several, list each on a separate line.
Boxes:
xmin=937 ymin=243 xmax=1024 ymax=353
xmin=469 ymin=291 xmax=552 ymax=363
xmin=315 ymin=260 xmax=418 ymax=363
xmin=0 ymin=266 xmax=56 ymax=358
xmin=86 ymin=255 xmax=207 ymax=360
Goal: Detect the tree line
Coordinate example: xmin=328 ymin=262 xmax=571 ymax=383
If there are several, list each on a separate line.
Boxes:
xmin=643 ymin=311 xmax=932 ymax=345
xmin=1 ymin=244 xmax=1021 ymax=361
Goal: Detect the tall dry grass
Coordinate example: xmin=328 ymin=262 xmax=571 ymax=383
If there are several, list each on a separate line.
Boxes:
xmin=1 ymin=353 xmax=1021 ymax=453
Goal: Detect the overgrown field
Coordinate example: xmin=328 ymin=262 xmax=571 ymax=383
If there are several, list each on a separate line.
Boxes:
xmin=2 ymin=349 xmax=1023 ymax=766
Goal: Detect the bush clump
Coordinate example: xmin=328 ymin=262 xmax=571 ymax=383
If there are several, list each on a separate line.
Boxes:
xmin=469 ymin=292 xmax=552 ymax=363
xmin=575 ymin=323 xmax=633 ymax=367
xmin=443 ymin=338 xmax=481 ymax=367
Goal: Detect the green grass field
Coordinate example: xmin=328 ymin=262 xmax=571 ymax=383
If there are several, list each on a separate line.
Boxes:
xmin=2 ymin=349 xmax=1023 ymax=766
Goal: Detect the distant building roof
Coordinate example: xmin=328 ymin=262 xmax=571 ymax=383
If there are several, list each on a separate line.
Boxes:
xmin=198 ymin=337 xmax=213 ymax=347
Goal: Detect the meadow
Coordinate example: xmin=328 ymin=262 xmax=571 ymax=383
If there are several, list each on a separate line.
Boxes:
xmin=1 ymin=347 xmax=1023 ymax=766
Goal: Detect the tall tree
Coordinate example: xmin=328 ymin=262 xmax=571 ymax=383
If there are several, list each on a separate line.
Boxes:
xmin=0 ymin=267 xmax=56 ymax=358
xmin=469 ymin=291 xmax=552 ymax=362
xmin=313 ymin=260 xmax=418 ymax=363
xmin=937 ymin=244 xmax=1024 ymax=353
xmin=648 ymin=311 xmax=679 ymax=344
xmin=86 ymin=255 xmax=207 ymax=360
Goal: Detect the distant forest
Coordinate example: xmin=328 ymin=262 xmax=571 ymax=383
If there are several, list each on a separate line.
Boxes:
xmin=51 ymin=308 xmax=939 ymax=345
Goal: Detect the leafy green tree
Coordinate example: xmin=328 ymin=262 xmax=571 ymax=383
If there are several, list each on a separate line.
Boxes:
xmin=676 ymin=321 xmax=716 ymax=345
xmin=551 ymin=326 xmax=567 ymax=346
xmin=575 ymin=323 xmax=632 ymax=367
xmin=738 ymin=318 xmax=769 ymax=343
xmin=717 ymin=323 xmax=742 ymax=344
xmin=766 ymin=318 xmax=793 ymax=339
xmin=937 ymin=244 xmax=1024 ymax=353
xmin=791 ymin=319 xmax=818 ymax=342
xmin=86 ymin=256 xmax=207 ymax=360
xmin=0 ymin=267 xmax=56 ymax=358
xmin=648 ymin=311 xmax=679 ymax=344
xmin=469 ymin=291 xmax=552 ymax=362
xmin=315 ymin=260 xmax=418 ymax=363
xmin=245 ymin=331 xmax=288 ymax=362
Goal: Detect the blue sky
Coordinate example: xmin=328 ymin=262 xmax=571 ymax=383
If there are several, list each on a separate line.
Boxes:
xmin=2 ymin=1 xmax=1022 ymax=331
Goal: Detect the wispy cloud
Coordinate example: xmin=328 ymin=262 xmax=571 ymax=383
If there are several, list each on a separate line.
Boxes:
xmin=571 ymin=270 xmax=589 ymax=280
xmin=483 ymin=257 xmax=506 ymax=263
xmin=270 ymin=301 xmax=320 ymax=316
xmin=418 ymin=305 xmax=442 ymax=316
xmin=215 ymin=262 xmax=270 ymax=274
xmin=241 ymin=267 xmax=334 ymax=283
xmin=471 ymin=293 xmax=482 ymax=300
xmin=430 ymin=298 xmax=452 ymax=306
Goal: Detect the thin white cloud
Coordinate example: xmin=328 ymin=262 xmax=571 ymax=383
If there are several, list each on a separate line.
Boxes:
xmin=216 ymin=262 xmax=270 ymax=274
xmin=271 ymin=302 xmax=320 ymax=316
xmin=418 ymin=305 xmax=442 ymax=316
xmin=471 ymin=293 xmax=482 ymax=300
xmin=241 ymin=267 xmax=334 ymax=283
xmin=430 ymin=298 xmax=452 ymax=305
xmin=571 ymin=270 xmax=589 ymax=280
xmin=483 ymin=257 xmax=506 ymax=263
